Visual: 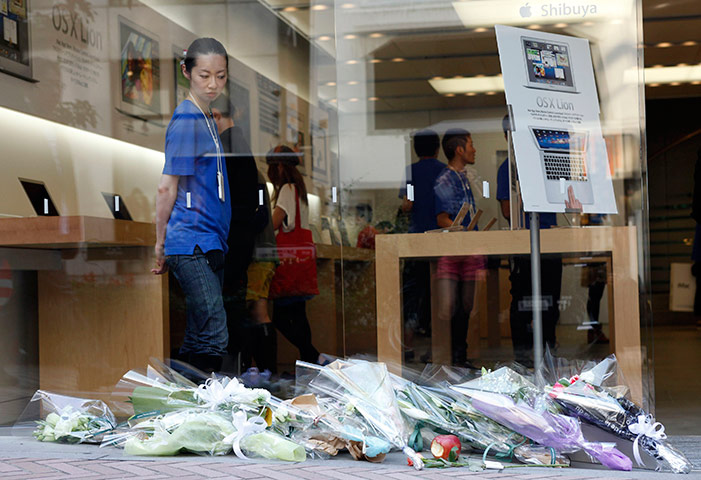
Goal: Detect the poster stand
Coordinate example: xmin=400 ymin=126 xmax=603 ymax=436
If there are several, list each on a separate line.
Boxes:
xmin=507 ymin=122 xmax=544 ymax=372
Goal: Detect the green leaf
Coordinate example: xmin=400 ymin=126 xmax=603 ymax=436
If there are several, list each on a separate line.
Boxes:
xmin=448 ymin=446 xmax=459 ymax=462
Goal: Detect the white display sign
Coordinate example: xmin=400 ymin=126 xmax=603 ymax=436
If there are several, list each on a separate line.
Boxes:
xmin=495 ymin=25 xmax=617 ymax=214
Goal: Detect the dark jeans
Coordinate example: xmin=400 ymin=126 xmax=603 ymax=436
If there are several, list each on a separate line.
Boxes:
xmin=167 ymin=248 xmax=228 ymax=356
xmin=402 ymin=260 xmax=431 ymax=332
xmin=509 ymin=256 xmax=563 ymax=360
xmin=223 ymin=225 xmax=256 ymax=356
xmin=272 ymin=299 xmax=319 ymax=363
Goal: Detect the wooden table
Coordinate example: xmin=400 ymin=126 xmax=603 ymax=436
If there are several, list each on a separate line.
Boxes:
xmin=375 ymin=226 xmax=643 ymax=403
xmin=0 ymin=216 xmax=168 ymax=397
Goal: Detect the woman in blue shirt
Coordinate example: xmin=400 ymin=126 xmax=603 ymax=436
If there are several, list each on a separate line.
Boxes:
xmin=152 ymin=38 xmax=232 ymax=375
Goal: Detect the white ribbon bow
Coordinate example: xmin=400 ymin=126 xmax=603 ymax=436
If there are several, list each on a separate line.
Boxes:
xmin=194 ymin=377 xmax=271 ymax=410
xmin=223 ymin=410 xmax=267 ymax=459
xmin=628 ymin=415 xmax=666 ymax=467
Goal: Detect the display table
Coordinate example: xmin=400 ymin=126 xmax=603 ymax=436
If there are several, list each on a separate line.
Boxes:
xmin=375 ymin=226 xmax=643 ymax=404
xmin=0 ymin=216 xmax=168 ymax=397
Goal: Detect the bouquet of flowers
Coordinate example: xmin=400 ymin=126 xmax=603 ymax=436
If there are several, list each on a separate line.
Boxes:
xmin=14 ymin=390 xmax=116 ymax=444
xmin=548 ymin=357 xmax=691 ymax=473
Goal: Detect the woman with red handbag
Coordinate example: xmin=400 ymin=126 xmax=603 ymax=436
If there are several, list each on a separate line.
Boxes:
xmin=266 ymin=145 xmax=322 ymax=366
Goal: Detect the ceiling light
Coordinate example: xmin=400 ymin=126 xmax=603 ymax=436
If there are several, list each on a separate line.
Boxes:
xmin=432 ymin=76 xmax=443 ymax=80
xmin=465 ymin=92 xmax=477 ymax=96
xmin=528 ymin=24 xmax=541 ymax=29
xmin=391 ymin=58 xmax=405 ymax=62
xmin=683 ymin=41 xmax=698 ymax=47
xmin=318 ymin=35 xmax=331 ymax=41
xmin=677 ymin=63 xmax=688 ymax=67
xmin=652 ymin=64 xmax=664 ymax=68
xmin=325 ymin=81 xmax=336 ymax=86
xmin=670 ymin=82 xmax=681 ymax=86
xmin=474 ymin=27 xmax=487 ymax=33
xmin=282 ymin=6 xmax=298 ymax=12
xmin=648 ymin=83 xmax=660 ymax=87
xmin=656 ymin=42 xmax=673 ymax=48
xmin=345 ymin=60 xmax=358 ymax=65
xmin=348 ymin=80 xmax=358 ymax=85
xmin=369 ymin=97 xmax=379 ymax=101
xmin=344 ymin=34 xmax=357 ymax=39
xmin=692 ymin=81 xmax=701 ymax=85
xmin=486 ymin=91 xmax=497 ymax=95
xmin=430 ymin=75 xmax=505 ymax=94
xmin=311 ymin=4 xmax=328 ymax=11
xmin=445 ymin=93 xmax=455 ymax=97
xmin=341 ymin=3 xmax=355 ymax=8
xmin=582 ymin=21 xmax=594 ymax=26
xmin=554 ymin=23 xmax=568 ymax=28
xmin=349 ymin=97 xmax=358 ymax=102
xmin=644 ymin=65 xmax=701 ymax=85
xmin=370 ymin=59 xmax=382 ymax=63
xmin=330 ymin=99 xmax=337 ymax=103
xmin=369 ymin=33 xmax=384 ymax=38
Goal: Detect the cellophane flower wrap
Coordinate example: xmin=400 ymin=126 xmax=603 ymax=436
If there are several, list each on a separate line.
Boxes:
xmin=451 ymin=367 xmax=632 ymax=471
xmin=297 ymin=359 xmax=424 ymax=469
xmin=14 ymin=390 xmax=116 ymax=444
xmin=102 ymin=361 xmax=305 ymax=461
xmin=548 ymin=356 xmax=691 ymax=474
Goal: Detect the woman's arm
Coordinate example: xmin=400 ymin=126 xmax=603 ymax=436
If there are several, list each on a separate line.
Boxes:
xmin=152 ymin=174 xmax=179 ymax=274
xmin=436 ymin=212 xmax=453 ymax=228
xmin=272 ymin=206 xmax=286 ymax=231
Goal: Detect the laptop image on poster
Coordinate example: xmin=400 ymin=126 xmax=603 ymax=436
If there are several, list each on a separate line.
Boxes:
xmin=529 ymin=127 xmax=594 ymax=205
xmin=522 ymin=36 xmax=578 ymax=94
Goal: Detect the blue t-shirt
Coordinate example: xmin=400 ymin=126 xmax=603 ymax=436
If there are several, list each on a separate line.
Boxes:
xmin=163 ymin=100 xmax=232 ymax=255
xmin=496 ymin=159 xmax=556 ymax=229
xmin=434 ymin=167 xmax=477 ymax=229
xmin=399 ymin=158 xmax=446 ymax=233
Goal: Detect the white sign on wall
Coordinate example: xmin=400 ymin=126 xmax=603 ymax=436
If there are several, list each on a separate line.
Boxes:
xmin=495 ymin=24 xmax=617 ymax=214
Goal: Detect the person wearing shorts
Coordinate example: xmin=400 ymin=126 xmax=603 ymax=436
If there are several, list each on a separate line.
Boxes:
xmin=433 ymin=128 xmax=486 ymax=367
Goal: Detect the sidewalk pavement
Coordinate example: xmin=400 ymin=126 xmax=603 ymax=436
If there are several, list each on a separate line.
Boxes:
xmin=0 ymin=434 xmax=699 ymax=479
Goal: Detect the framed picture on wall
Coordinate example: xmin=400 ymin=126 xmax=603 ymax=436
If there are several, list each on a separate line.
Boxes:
xmin=311 ymin=107 xmax=330 ymax=184
xmin=0 ymin=0 xmax=33 ymax=81
xmin=172 ymin=45 xmax=189 ymax=110
xmin=118 ymin=16 xmax=161 ymax=117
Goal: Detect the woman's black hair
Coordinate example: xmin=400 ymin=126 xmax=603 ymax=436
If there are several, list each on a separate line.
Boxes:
xmin=183 ymin=38 xmax=228 ymax=73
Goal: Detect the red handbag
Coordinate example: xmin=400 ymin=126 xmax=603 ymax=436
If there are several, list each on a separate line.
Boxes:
xmin=269 ymin=189 xmax=319 ymax=298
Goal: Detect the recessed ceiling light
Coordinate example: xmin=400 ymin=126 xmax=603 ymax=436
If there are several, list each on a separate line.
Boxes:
xmin=391 ymin=58 xmax=405 ymax=62
xmin=554 ymin=23 xmax=568 ymax=28
xmin=474 ymin=27 xmax=487 ymax=33
xmin=692 ymin=81 xmax=701 ymax=85
xmin=341 ymin=3 xmax=355 ymax=8
xmin=325 ymin=81 xmax=336 ymax=86
xmin=344 ymin=34 xmax=357 ymax=40
xmin=649 ymin=83 xmax=660 ymax=87
xmin=677 ymin=63 xmax=688 ymax=67
xmin=311 ymin=4 xmax=328 ymax=11
xmin=432 ymin=76 xmax=443 ymax=80
xmin=282 ymin=6 xmax=298 ymax=12
xmin=528 ymin=25 xmax=541 ymax=30
xmin=652 ymin=64 xmax=664 ymax=68
xmin=486 ymin=91 xmax=497 ymax=95
xmin=465 ymin=92 xmax=477 ymax=96
xmin=330 ymin=98 xmax=337 ymax=103
xmin=445 ymin=93 xmax=455 ymax=97
xmin=683 ymin=41 xmax=698 ymax=47
xmin=318 ymin=35 xmax=331 ymax=41
xmin=656 ymin=42 xmax=673 ymax=48
xmin=670 ymin=82 xmax=681 ymax=86
xmin=349 ymin=97 xmax=358 ymax=102
xmin=348 ymin=80 xmax=358 ymax=85
xmin=475 ymin=74 xmax=485 ymax=78
xmin=346 ymin=59 xmax=358 ymax=65
xmin=369 ymin=97 xmax=379 ymax=101
xmin=369 ymin=33 xmax=384 ymax=38
xmin=453 ymin=75 xmax=464 ymax=79
xmin=582 ymin=21 xmax=594 ymax=26
xmin=370 ymin=59 xmax=382 ymax=63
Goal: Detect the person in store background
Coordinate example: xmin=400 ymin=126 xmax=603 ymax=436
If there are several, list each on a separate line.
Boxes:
xmin=496 ymin=114 xmax=563 ymax=367
xmin=152 ymin=38 xmax=231 ymax=375
xmin=266 ymin=145 xmax=322 ymax=366
xmin=210 ymin=95 xmax=260 ymax=369
xmin=433 ymin=128 xmax=486 ymax=368
xmin=355 ymin=203 xmax=377 ymax=249
xmin=400 ymin=129 xmax=445 ymax=361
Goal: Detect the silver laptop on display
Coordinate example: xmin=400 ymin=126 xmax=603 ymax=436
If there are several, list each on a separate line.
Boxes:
xmin=521 ymin=36 xmax=578 ymax=94
xmin=529 ymin=127 xmax=593 ymax=205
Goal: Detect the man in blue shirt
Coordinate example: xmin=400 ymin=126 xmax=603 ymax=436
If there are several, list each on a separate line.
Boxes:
xmin=401 ymin=130 xmax=445 ymax=345
xmin=496 ymin=115 xmax=562 ymax=367
xmin=433 ymin=128 xmax=486 ymax=367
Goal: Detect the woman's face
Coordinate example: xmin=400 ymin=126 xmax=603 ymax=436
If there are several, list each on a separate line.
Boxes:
xmin=183 ymin=53 xmax=227 ymax=107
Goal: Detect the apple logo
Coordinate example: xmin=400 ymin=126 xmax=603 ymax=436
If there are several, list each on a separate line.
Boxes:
xmin=520 ymin=2 xmax=532 ymax=17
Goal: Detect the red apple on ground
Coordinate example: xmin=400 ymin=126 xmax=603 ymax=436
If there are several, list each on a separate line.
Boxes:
xmin=430 ymin=434 xmax=461 ymax=460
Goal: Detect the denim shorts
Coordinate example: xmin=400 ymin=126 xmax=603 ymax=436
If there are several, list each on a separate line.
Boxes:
xmin=166 ymin=248 xmax=228 ymax=356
